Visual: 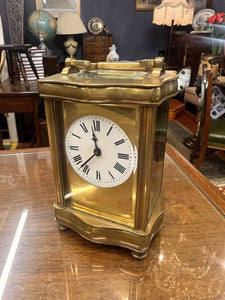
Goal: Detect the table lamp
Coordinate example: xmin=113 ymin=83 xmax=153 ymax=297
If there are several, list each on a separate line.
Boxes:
xmin=57 ymin=12 xmax=87 ymax=58
xmin=153 ymin=0 xmax=194 ymax=66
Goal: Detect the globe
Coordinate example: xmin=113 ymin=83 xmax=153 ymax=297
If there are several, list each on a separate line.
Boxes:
xmin=28 ymin=9 xmax=57 ymax=41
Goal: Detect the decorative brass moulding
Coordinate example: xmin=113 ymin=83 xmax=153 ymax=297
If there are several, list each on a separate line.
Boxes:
xmin=39 ymin=57 xmax=178 ymax=259
xmin=61 ymin=56 xmax=166 ymax=77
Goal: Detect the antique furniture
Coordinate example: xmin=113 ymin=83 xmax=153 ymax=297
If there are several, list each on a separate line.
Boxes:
xmin=39 ymin=58 xmax=178 ymax=259
xmin=190 ymin=67 xmax=225 ymax=168
xmin=0 ymin=145 xmax=225 ymax=299
xmin=42 ymin=54 xmax=64 ymax=77
xmin=28 ymin=9 xmax=57 ymax=55
xmin=182 ymin=85 xmax=201 ymax=148
xmin=163 ymin=0 xmax=213 ymax=68
xmin=88 ymin=17 xmax=104 ymax=35
xmin=82 ymin=34 xmax=112 ymax=62
xmin=169 ymin=98 xmax=185 ymax=121
xmin=182 ymin=54 xmax=224 ymax=149
xmin=56 ymin=12 xmax=86 ymax=58
xmin=0 ymin=44 xmax=39 ymax=90
xmin=169 ymin=33 xmax=212 ymax=85
xmin=0 ymin=79 xmax=41 ymax=149
xmin=0 ymin=0 xmax=23 ymax=144
xmin=153 ymin=0 xmax=194 ymax=67
xmin=6 ymin=0 xmax=24 ymax=44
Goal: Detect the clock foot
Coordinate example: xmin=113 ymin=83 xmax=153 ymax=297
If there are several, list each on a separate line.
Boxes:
xmin=57 ymin=223 xmax=69 ymax=231
xmin=131 ymin=250 xmax=148 ymax=260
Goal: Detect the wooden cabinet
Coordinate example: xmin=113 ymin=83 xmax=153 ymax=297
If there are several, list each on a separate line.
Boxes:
xmin=169 ymin=33 xmax=212 ymax=85
xmin=82 ymin=34 xmax=112 ymax=62
xmin=42 ymin=55 xmax=64 ymax=77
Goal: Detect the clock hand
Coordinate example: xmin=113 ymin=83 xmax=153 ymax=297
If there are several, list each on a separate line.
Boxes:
xmin=80 ymin=147 xmax=101 ymax=168
xmin=80 ymin=153 xmax=96 ymax=168
xmin=94 ymin=147 xmax=101 ymax=156
xmin=91 ymin=127 xmax=102 ymax=157
xmin=91 ymin=126 xmax=98 ymax=148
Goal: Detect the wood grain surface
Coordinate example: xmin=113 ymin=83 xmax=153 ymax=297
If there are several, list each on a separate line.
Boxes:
xmin=0 ymin=145 xmax=225 ymax=299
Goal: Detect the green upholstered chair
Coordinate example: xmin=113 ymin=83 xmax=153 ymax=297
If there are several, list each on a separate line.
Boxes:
xmin=183 ymin=54 xmax=223 ymax=149
xmin=190 ymin=66 xmax=225 ymax=169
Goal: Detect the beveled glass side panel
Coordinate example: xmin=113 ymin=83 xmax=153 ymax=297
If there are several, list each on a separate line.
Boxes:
xmin=148 ymin=100 xmax=169 ymax=220
xmin=59 ymin=101 xmax=139 ymax=227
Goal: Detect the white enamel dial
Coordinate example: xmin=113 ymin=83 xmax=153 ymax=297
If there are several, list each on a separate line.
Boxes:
xmin=65 ymin=115 xmax=137 ymax=188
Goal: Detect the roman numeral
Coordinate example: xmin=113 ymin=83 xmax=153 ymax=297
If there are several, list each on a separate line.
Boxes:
xmin=108 ymin=171 xmax=115 ymax=180
xmin=96 ymin=170 xmax=101 ymax=180
xmin=118 ymin=153 xmax=129 ymax=160
xmin=114 ymin=162 xmax=126 ymax=174
xmin=73 ymin=155 xmax=82 ymax=165
xmin=93 ymin=120 xmax=100 ymax=132
xmin=70 ymin=146 xmax=79 ymax=151
xmin=72 ymin=133 xmax=81 ymax=139
xmin=114 ymin=139 xmax=125 ymax=146
xmin=80 ymin=122 xmax=88 ymax=133
xmin=82 ymin=164 xmax=90 ymax=175
xmin=106 ymin=126 xmax=113 ymax=136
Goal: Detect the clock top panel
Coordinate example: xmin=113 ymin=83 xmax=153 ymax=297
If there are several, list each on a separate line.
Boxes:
xmin=39 ymin=58 xmax=178 ymax=104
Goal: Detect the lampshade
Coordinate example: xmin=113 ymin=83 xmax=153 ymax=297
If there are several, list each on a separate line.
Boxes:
xmin=153 ymin=0 xmax=194 ymax=26
xmin=57 ymin=12 xmax=87 ymax=58
xmin=57 ymin=12 xmax=87 ymax=35
xmin=153 ymin=0 xmax=194 ymax=67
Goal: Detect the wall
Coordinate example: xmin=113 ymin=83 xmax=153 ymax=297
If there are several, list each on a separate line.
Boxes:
xmin=212 ymin=1 xmax=224 ymax=12
xmin=79 ymin=0 xmax=225 ymax=61
xmin=23 ymin=0 xmax=170 ymax=61
xmin=23 ymin=0 xmax=171 ymax=61
xmin=1 ymin=0 xmax=225 ymax=62
xmin=80 ymin=0 xmax=170 ymax=61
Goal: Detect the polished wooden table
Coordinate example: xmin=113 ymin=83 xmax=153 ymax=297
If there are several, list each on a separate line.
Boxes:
xmin=0 ymin=144 xmax=225 ymax=299
xmin=0 ymin=79 xmax=41 ymax=149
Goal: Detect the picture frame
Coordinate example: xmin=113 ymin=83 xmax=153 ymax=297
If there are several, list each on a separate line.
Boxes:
xmin=135 ymin=0 xmax=162 ymax=11
xmin=194 ymin=0 xmax=208 ymax=13
xmin=36 ymin=0 xmax=80 ymax=17
xmin=187 ymin=0 xmax=212 ymax=13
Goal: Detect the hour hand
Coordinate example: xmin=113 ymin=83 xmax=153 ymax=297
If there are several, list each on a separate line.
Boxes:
xmin=91 ymin=126 xmax=98 ymax=147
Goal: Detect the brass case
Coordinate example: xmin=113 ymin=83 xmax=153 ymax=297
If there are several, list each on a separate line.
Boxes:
xmin=39 ymin=58 xmax=178 ymax=258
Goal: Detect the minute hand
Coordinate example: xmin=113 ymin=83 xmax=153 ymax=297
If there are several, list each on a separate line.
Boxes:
xmin=80 ymin=147 xmax=101 ymax=168
xmin=80 ymin=153 xmax=96 ymax=168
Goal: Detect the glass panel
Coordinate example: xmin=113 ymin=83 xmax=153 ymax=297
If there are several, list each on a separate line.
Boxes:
xmin=57 ymin=101 xmax=139 ymax=227
xmin=148 ymin=100 xmax=169 ymax=219
xmin=72 ymin=69 xmax=147 ymax=80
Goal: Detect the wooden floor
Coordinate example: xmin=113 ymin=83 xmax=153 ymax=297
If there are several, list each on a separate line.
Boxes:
xmin=168 ymin=98 xmax=198 ymax=134
xmin=176 ymin=109 xmax=198 ymax=134
xmin=173 ymin=107 xmax=225 ymax=164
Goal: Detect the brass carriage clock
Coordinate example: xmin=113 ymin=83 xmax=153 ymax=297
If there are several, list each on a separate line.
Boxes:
xmin=39 ymin=58 xmax=177 ymax=259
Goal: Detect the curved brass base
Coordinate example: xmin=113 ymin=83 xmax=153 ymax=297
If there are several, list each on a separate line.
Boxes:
xmin=57 ymin=223 xmax=69 ymax=231
xmin=54 ymin=193 xmax=164 ymax=259
xmin=131 ymin=250 xmax=148 ymax=260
